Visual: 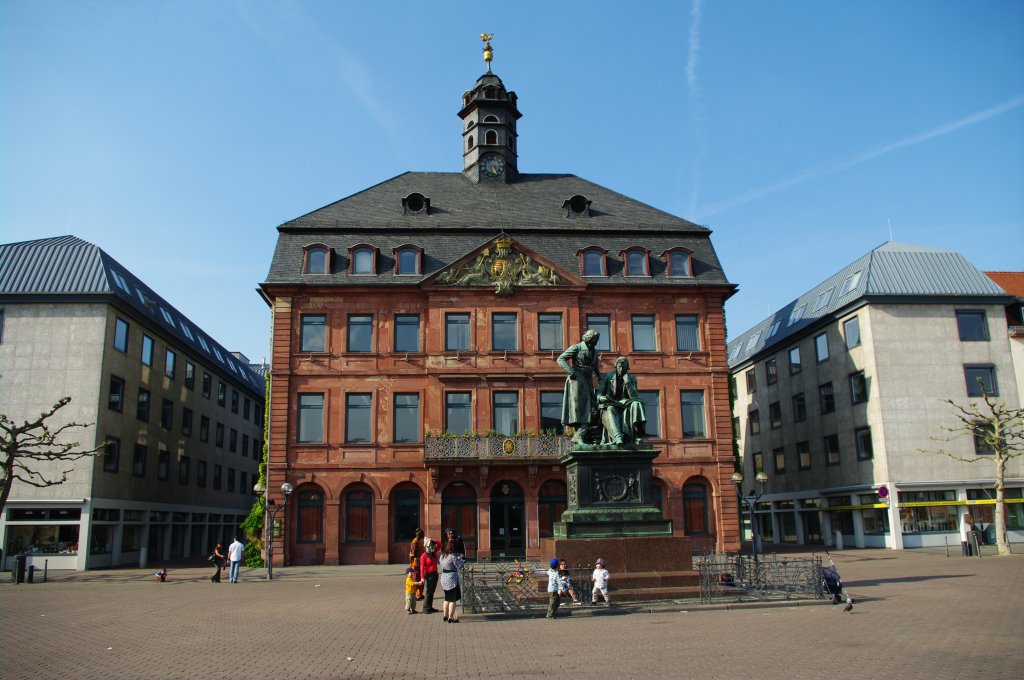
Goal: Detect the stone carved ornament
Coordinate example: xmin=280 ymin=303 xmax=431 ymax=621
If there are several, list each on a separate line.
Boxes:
xmin=436 ymin=237 xmax=562 ymax=296
xmin=591 ymin=469 xmax=640 ymax=504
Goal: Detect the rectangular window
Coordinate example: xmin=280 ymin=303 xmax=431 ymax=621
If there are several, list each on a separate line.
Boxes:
xmin=185 ymin=361 xmax=195 ymax=389
xmin=788 ymin=304 xmax=806 ymax=327
xmin=814 ymin=332 xmax=829 ymax=362
xmin=215 ymin=423 xmax=224 ymax=448
xmin=493 ymin=391 xmax=519 ymax=435
xmin=157 ymin=449 xmax=169 ymax=480
xmin=586 ymin=314 xmax=611 ymax=352
xmin=753 ymin=452 xmax=764 ymax=473
xmin=213 ymin=464 xmax=222 ymax=490
xmin=132 ymin=444 xmax=147 ymax=477
xmin=108 ymin=376 xmax=125 ymax=412
xmin=840 ymin=269 xmax=863 ymax=296
xmin=825 ymin=434 xmax=840 ymax=465
xmin=345 ymin=393 xmax=373 ymax=443
xmin=850 ymin=371 xmax=868 ymax=404
xmin=540 ymin=391 xmax=563 ymax=434
xmin=394 ymin=393 xmax=420 ymax=443
xmin=631 ymin=314 xmax=656 ymax=352
xmin=813 ymin=288 xmax=833 ymax=312
xmin=492 ymin=313 xmax=518 ymax=351
xmin=792 ymin=393 xmax=807 ymax=422
xmin=675 ymin=314 xmax=700 ymax=351
xmin=242 ymin=434 xmax=249 ymax=458
xmin=638 ymin=390 xmax=661 ymax=438
xmin=445 ymin=313 xmax=471 ymax=351
xmin=347 ymin=314 xmax=373 ymax=352
xmin=538 ymin=313 xmax=564 ymax=351
xmin=182 ymin=407 xmax=193 ymax=436
xmin=243 ymin=398 xmax=250 ymax=420
xmin=136 ymin=388 xmax=151 ymax=421
xmin=956 ymin=310 xmax=989 ymax=341
xmin=394 ymin=314 xmax=420 ymax=352
xmin=855 ymin=427 xmax=874 ymax=460
xmin=160 ymin=399 xmax=173 ymax=429
xmin=202 ymin=373 xmax=211 ymax=399
xmin=769 ymin=402 xmax=782 ymax=429
xmin=766 ymin=319 xmax=781 ymax=340
xmin=788 ymin=347 xmax=801 ymax=375
xmin=113 ymin=317 xmax=129 ymax=353
xmin=298 ymin=394 xmax=324 ymax=443
xmin=165 ymin=349 xmax=176 ymax=378
xmin=445 ymin=392 xmax=472 ymax=434
xmin=748 ymin=409 xmax=760 ymax=435
xmin=819 ymin=383 xmax=835 ymax=414
xmin=197 ymin=461 xmax=207 ymax=488
xmin=218 ymin=382 xmax=226 ymax=406
xmin=797 ymin=441 xmax=811 ymax=470
xmin=964 ymin=365 xmax=997 ymax=396
xmin=253 ymin=438 xmax=261 ymax=458
xmin=765 ymin=358 xmax=778 ymax=385
xmin=178 ymin=456 xmax=190 ymax=485
xmin=843 ymin=317 xmax=861 ymax=349
xmin=142 ymin=334 xmax=154 ymax=366
xmin=773 ymin=447 xmax=786 ymax=474
xmin=200 ymin=416 xmax=210 ymax=442
xmin=240 ymin=471 xmax=247 ymax=494
xmin=231 ymin=390 xmax=239 ymax=414
xmin=229 ymin=428 xmax=237 ymax=453
xmin=301 ymin=314 xmax=327 ymax=352
xmin=680 ymin=390 xmax=706 ymax=439
xmin=227 ymin=468 xmax=235 ymax=492
xmin=103 ymin=437 xmax=120 ymax=472
xmin=745 ymin=369 xmax=757 ymax=394
xmin=973 ymin=421 xmax=996 ymax=454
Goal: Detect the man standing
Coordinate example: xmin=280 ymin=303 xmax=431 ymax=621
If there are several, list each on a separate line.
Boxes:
xmin=557 ymin=330 xmax=601 ymax=445
xmin=227 ymin=536 xmax=245 ymax=583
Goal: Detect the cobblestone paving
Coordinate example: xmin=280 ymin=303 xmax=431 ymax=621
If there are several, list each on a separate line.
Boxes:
xmin=2 ymin=549 xmax=1021 ymax=679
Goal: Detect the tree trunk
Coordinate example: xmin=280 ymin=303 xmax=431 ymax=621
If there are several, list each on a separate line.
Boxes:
xmin=994 ymin=454 xmax=1010 ymax=556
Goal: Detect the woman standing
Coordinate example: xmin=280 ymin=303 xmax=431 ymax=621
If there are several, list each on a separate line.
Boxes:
xmin=420 ymin=538 xmax=440 ymax=614
xmin=210 ymin=542 xmax=225 ymax=583
xmin=438 ymin=539 xmax=465 ymax=623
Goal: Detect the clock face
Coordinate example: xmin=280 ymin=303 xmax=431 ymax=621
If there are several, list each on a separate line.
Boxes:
xmin=480 ymin=154 xmax=505 ymax=178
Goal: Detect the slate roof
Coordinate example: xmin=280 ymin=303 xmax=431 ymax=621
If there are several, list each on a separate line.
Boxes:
xmin=264 ymin=172 xmax=732 ymax=289
xmin=727 ymin=242 xmax=1012 ymax=368
xmin=0 ymin=235 xmax=265 ymax=394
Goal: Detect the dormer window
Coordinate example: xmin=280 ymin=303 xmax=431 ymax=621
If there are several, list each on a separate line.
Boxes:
xmin=394 ymin=245 xmax=423 ymax=275
xmin=349 ymin=245 xmax=378 ymax=275
xmin=562 ymin=195 xmax=592 ymax=218
xmin=578 ymin=247 xmax=608 ymax=277
xmin=622 ymin=248 xmax=650 ymax=277
xmin=484 ymin=87 xmax=497 ymax=99
xmin=663 ymin=248 xmax=693 ymax=278
xmin=402 ymin=192 xmax=430 ymax=215
xmin=304 ymin=245 xmax=330 ymax=274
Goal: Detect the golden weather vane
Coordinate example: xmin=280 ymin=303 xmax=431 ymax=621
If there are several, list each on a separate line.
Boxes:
xmin=481 ymin=33 xmax=494 ymax=72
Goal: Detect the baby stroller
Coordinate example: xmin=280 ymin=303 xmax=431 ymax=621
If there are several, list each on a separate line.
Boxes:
xmin=819 ymin=549 xmax=849 ymax=606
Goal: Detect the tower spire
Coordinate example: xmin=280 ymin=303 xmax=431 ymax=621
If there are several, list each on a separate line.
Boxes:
xmin=481 ymin=33 xmax=493 ymax=73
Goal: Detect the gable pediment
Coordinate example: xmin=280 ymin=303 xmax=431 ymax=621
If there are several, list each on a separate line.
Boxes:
xmin=423 ymin=234 xmax=584 ymax=296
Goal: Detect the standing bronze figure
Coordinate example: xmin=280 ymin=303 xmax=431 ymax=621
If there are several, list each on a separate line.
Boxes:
xmin=557 ymin=330 xmax=601 ymax=445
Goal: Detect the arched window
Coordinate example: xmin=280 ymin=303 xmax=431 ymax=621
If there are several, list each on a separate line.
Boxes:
xmin=345 ymin=486 xmax=373 ymax=543
xmin=664 ymin=249 xmax=693 ymax=278
xmin=683 ymin=481 xmax=710 ymax=535
xmin=296 ymin=488 xmax=324 ymax=543
xmin=623 ymin=248 xmax=650 ymax=277
xmin=392 ymin=485 xmax=421 ymax=542
xmin=351 ymin=247 xmax=375 ymax=275
xmin=483 ymin=114 xmax=499 ymax=123
xmin=468 ymin=135 xmax=474 ymax=150
xmin=395 ymin=247 xmax=421 ymax=275
xmin=579 ymin=247 xmax=607 ymax=277
xmin=442 ymin=482 xmax=477 ymax=558
xmin=485 ymin=130 xmax=497 ymax=145
xmin=538 ymin=480 xmax=567 ymax=539
xmin=305 ymin=247 xmax=328 ymax=274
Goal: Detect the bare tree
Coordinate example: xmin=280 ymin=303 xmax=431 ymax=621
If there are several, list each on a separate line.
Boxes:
xmin=0 ymin=397 xmax=105 ymax=514
xmin=921 ymin=389 xmax=1024 ymax=556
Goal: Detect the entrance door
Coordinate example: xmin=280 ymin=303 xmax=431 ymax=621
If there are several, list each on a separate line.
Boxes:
xmin=441 ymin=482 xmax=477 ymax=559
xmin=489 ymin=481 xmax=525 ymax=558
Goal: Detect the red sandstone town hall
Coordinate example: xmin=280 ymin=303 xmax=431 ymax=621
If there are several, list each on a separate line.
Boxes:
xmin=259 ymin=51 xmax=739 ymax=566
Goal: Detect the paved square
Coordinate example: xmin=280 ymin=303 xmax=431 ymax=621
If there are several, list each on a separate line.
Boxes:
xmin=2 ymin=549 xmax=1021 ymax=679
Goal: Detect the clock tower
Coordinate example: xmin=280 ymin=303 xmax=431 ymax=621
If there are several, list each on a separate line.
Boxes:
xmin=460 ymin=36 xmax=521 ymax=184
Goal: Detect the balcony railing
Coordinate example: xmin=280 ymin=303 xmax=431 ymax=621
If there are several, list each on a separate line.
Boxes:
xmin=424 ymin=434 xmax=572 ymax=461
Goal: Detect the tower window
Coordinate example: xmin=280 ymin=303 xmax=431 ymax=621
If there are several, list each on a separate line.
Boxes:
xmin=483 ymin=114 xmax=499 ymax=123
xmin=468 ymin=135 xmax=474 ymax=150
xmin=485 ymin=130 xmax=497 ymax=145
xmin=484 ymin=87 xmax=497 ymax=99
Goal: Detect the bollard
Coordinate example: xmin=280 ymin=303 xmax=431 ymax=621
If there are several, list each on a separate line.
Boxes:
xmin=44 ymin=559 xmax=48 ymax=583
xmin=27 ymin=564 xmax=36 ymax=583
xmin=944 ymin=536 xmax=950 ymax=557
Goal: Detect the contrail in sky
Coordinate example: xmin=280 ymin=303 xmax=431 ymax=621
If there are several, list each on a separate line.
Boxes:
xmin=686 ymin=0 xmax=705 ymax=216
xmin=698 ymin=93 xmax=1024 ymax=218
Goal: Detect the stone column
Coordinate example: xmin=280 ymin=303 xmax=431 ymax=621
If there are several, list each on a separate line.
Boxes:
xmin=374 ymin=498 xmax=390 ymax=564
xmin=324 ymin=499 xmax=341 ymax=565
xmin=476 ymin=497 xmax=491 ymax=560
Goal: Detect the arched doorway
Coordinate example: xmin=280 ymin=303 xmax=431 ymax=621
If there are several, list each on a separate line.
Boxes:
xmin=292 ymin=485 xmax=325 ymax=565
xmin=538 ymin=480 xmax=567 ymax=538
xmin=340 ymin=483 xmax=374 ymax=564
xmin=489 ymin=480 xmax=525 ymax=558
xmin=683 ymin=479 xmax=713 ymax=548
xmin=389 ymin=483 xmax=421 ymax=563
xmin=441 ymin=481 xmax=477 ymax=559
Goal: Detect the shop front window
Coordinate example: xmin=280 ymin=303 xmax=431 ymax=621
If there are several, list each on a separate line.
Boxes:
xmin=5 ymin=524 xmax=80 ymax=555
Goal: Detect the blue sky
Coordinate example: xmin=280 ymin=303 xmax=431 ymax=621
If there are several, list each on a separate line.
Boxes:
xmin=2 ymin=1 xmax=1022 ymax=363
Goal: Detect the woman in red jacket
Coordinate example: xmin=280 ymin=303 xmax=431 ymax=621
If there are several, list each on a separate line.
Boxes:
xmin=419 ymin=538 xmax=440 ymax=614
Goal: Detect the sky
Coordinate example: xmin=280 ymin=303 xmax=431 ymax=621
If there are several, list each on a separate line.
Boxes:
xmin=2 ymin=1 xmax=1022 ymax=363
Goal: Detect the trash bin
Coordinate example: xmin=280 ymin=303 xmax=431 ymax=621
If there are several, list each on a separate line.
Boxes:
xmin=27 ymin=564 xmax=36 ymax=583
xmin=13 ymin=555 xmax=27 ymax=584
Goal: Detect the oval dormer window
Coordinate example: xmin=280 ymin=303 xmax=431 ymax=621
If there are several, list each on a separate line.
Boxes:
xmin=405 ymin=193 xmax=426 ymax=213
xmin=569 ymin=195 xmax=589 ymax=215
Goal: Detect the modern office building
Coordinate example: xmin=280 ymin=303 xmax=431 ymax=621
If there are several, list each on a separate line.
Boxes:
xmin=259 ymin=57 xmax=739 ymax=565
xmin=0 ymin=235 xmax=265 ymax=570
xmin=728 ymin=242 xmax=1024 ymax=550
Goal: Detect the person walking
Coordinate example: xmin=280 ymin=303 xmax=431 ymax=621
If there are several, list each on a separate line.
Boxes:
xmin=210 ymin=542 xmax=225 ymax=583
xmin=591 ymin=557 xmax=611 ymax=606
xmin=439 ymin=539 xmax=465 ymax=623
xmin=544 ymin=558 xmax=562 ymax=618
xmin=420 ymin=538 xmax=440 ymax=613
xmin=227 ymin=536 xmax=244 ymax=583
xmin=409 ymin=528 xmax=425 ymax=600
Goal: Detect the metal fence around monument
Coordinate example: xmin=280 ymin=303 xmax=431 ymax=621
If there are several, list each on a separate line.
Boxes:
xmin=695 ymin=551 xmax=824 ymax=604
xmin=462 ymin=562 xmax=598 ymax=614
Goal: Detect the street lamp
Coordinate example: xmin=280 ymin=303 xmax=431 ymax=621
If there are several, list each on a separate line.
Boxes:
xmin=731 ymin=471 xmax=768 ymax=559
xmin=253 ymin=480 xmax=293 ymax=580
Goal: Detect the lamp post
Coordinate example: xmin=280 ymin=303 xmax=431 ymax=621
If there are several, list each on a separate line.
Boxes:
xmin=731 ymin=471 xmax=768 ymax=559
xmin=253 ymin=481 xmax=293 ymax=580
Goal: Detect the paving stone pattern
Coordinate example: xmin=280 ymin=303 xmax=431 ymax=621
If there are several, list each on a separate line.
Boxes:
xmin=1 ymin=549 xmax=1021 ymax=680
